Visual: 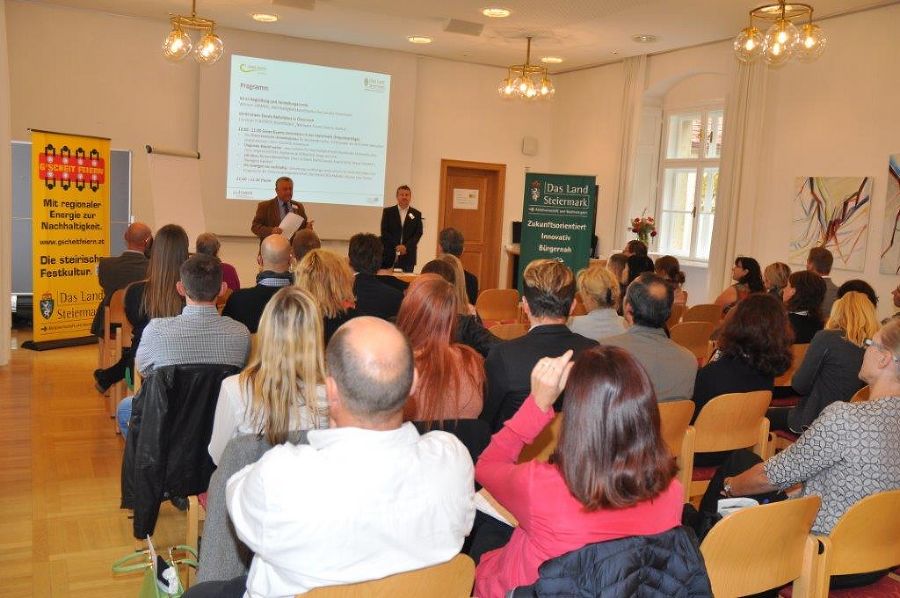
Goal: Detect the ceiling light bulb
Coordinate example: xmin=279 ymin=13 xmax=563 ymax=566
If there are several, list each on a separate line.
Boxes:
xmin=733 ymin=26 xmax=763 ymax=63
xmin=763 ymin=19 xmax=799 ymax=66
xmin=794 ymin=23 xmax=826 ymax=62
xmin=194 ymin=31 xmax=224 ymax=64
xmin=482 ymin=7 xmax=511 ymax=18
xmin=163 ymin=27 xmax=192 ymax=61
xmin=407 ymin=36 xmax=432 ymax=44
xmin=251 ymin=13 xmax=279 ymax=23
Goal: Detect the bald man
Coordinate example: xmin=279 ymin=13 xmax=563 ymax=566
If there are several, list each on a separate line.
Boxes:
xmin=90 ymin=222 xmax=153 ymax=337
xmin=221 ymin=235 xmax=294 ymax=333
xmin=603 ymin=272 xmax=697 ymax=402
xmin=186 ymin=318 xmax=475 ymax=598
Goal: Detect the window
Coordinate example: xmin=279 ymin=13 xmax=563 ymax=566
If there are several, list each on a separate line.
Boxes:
xmin=657 ymin=107 xmax=723 ymax=261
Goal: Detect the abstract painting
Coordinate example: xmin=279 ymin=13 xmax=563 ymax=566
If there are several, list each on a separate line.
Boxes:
xmin=879 ymin=155 xmax=900 ymax=274
xmin=791 ymin=176 xmax=872 ymax=272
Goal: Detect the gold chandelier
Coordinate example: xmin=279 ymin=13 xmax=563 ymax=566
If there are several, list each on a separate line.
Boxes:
xmin=162 ymin=0 xmax=224 ymax=65
xmin=498 ymin=37 xmax=555 ymax=100
xmin=733 ymin=1 xmax=826 ymax=67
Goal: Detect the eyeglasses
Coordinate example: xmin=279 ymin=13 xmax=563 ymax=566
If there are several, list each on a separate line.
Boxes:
xmin=863 ymin=338 xmax=900 ymax=363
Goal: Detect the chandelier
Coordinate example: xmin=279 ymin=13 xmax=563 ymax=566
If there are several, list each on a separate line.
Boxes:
xmin=162 ymin=0 xmax=224 ymax=65
xmin=733 ymin=1 xmax=826 ymax=67
xmin=498 ymin=37 xmax=555 ymax=100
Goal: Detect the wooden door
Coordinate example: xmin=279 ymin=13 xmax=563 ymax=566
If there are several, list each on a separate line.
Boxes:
xmin=439 ymin=160 xmax=506 ymax=291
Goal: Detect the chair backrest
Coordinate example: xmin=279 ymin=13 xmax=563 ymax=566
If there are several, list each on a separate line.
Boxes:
xmin=518 ymin=413 xmax=564 ymax=463
xmin=682 ymin=303 xmax=723 ymax=325
xmin=670 ymin=321 xmax=716 ymax=361
xmin=658 ymin=400 xmax=696 ymax=502
xmin=301 ymin=554 xmax=475 ymax=598
xmin=667 ymin=303 xmax=686 ymax=329
xmin=701 ymin=495 xmax=821 ymax=597
xmin=571 ymin=296 xmax=588 ymax=317
xmin=107 ymin=288 xmax=132 ymax=345
xmin=693 ymin=390 xmax=771 ymax=455
xmin=476 ymin=288 xmax=520 ymax=322
xmin=774 ymin=343 xmax=809 ymax=387
xmin=823 ymin=489 xmax=900 ymax=577
xmin=849 ymin=385 xmax=870 ymax=403
xmin=489 ymin=322 xmax=529 ymax=340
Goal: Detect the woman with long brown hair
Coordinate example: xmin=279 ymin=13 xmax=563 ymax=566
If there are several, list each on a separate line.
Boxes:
xmin=473 ymin=346 xmax=682 ymax=598
xmin=396 ymin=275 xmax=484 ymax=422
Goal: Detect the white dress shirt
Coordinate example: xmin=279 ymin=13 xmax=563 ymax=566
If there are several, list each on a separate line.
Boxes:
xmin=226 ymin=422 xmax=476 ymax=598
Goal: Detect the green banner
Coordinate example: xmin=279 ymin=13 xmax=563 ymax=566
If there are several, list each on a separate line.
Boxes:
xmin=519 ymin=173 xmax=597 ymax=293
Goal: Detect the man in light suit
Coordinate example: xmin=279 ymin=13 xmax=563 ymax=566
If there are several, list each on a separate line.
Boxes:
xmin=380 ymin=185 xmax=423 ymax=272
xmin=90 ymin=222 xmax=152 ymax=337
xmin=250 ymin=177 xmax=312 ymax=240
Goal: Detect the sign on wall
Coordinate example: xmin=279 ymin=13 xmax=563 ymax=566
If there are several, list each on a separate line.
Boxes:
xmin=29 ymin=130 xmax=110 ymax=347
xmin=518 ymin=172 xmax=597 ymax=293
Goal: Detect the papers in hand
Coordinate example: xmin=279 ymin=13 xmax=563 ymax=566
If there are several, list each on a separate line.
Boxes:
xmin=475 ymin=489 xmax=518 ymax=527
xmin=279 ymin=212 xmax=305 ymax=239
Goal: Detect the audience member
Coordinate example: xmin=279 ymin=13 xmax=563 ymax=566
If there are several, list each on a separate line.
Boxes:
xmin=348 ymin=233 xmax=403 ymax=320
xmin=290 ymin=228 xmax=321 ymax=262
xmin=482 ymin=259 xmax=597 ymax=431
xmin=623 ymin=239 xmax=648 ymax=257
xmin=120 ymin=254 xmax=250 ymax=436
xmin=93 ymin=224 xmax=188 ymax=393
xmin=438 ymin=253 xmax=476 ymax=315
xmin=420 ymin=259 xmax=499 ymax=358
xmin=569 ymin=263 xmax=625 ymax=341
xmin=196 ymin=232 xmax=241 ymax=291
xmin=807 ymin=246 xmax=838 ymax=315
xmin=221 ymin=235 xmax=293 ymax=333
xmin=783 ymin=270 xmax=826 ymax=343
xmin=439 ymin=227 xmax=479 ymax=304
xmin=473 ymin=348 xmax=683 ymax=598
xmin=622 ymin=254 xmax=655 ymax=287
xmin=837 ymin=279 xmax=878 ymax=309
xmin=397 ymin=276 xmax=484 ymax=423
xmin=209 ymin=287 xmax=327 ymax=465
xmin=654 ymin=255 xmax=687 ymax=305
xmin=90 ymin=221 xmax=152 ymax=337
xmin=294 ymin=249 xmax=358 ymax=344
xmin=605 ymin=252 xmax=627 ymax=284
xmin=187 ymin=318 xmax=475 ymax=598
xmin=763 ymin=261 xmax=791 ymax=301
xmin=769 ymin=291 xmax=877 ymax=433
xmin=605 ymin=273 xmax=697 ymax=401
xmin=714 ymin=256 xmax=765 ymax=311
xmin=692 ymin=294 xmax=793 ymax=421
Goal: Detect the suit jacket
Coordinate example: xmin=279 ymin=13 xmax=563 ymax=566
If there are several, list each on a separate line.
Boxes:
xmin=91 ymin=250 xmax=148 ymax=336
xmin=464 ymin=270 xmax=479 ymax=305
xmin=821 ymin=276 xmax=839 ymax=318
xmin=482 ymin=324 xmax=598 ymax=431
xmin=353 ymin=273 xmax=403 ymax=320
xmin=251 ymin=198 xmax=309 ymax=240
xmin=221 ymin=284 xmax=282 ymax=333
xmin=380 ymin=205 xmax=423 ymax=271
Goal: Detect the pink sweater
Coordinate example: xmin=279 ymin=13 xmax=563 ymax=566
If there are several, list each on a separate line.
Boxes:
xmin=474 ymin=396 xmax=683 ymax=598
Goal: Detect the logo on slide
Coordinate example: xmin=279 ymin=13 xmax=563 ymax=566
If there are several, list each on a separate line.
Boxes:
xmin=239 ymin=63 xmax=267 ymax=74
xmin=363 ymin=77 xmax=387 ymax=93
xmin=39 ymin=292 xmax=54 ymax=320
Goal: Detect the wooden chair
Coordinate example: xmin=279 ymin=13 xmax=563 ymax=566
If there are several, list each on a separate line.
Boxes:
xmin=805 ymin=489 xmax=900 ymax=597
xmin=670 ymin=321 xmax=716 ymax=363
xmin=682 ymin=303 xmax=724 ymax=325
xmin=774 ymin=344 xmax=810 ymax=388
xmin=658 ymin=400 xmax=696 ymax=502
xmin=518 ymin=413 xmax=563 ymax=463
xmin=107 ymin=289 xmax=133 ymax=420
xmin=489 ymin=322 xmax=528 ymax=341
xmin=571 ymin=296 xmax=588 ymax=317
xmin=850 ymin=385 xmax=870 ymax=403
xmin=667 ymin=303 xmax=686 ymax=329
xmin=394 ymin=273 xmax=418 ymax=284
xmin=301 ymin=553 xmax=475 ymax=598
xmin=216 ymin=287 xmax=232 ymax=315
xmin=690 ymin=390 xmax=771 ymax=497
xmin=701 ymin=495 xmax=821 ymax=598
xmin=185 ymin=495 xmax=207 ymax=587
xmin=476 ymin=289 xmax=520 ymax=324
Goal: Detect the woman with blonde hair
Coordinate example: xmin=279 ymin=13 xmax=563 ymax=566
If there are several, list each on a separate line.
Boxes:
xmin=208 ymin=286 xmax=328 ymax=465
xmin=396 ymin=275 xmax=485 ymax=423
xmin=764 ymin=262 xmax=791 ymax=301
xmin=569 ymin=263 xmax=625 ymax=341
xmin=769 ymin=291 xmax=878 ymax=433
xmin=437 ymin=253 xmax=476 ymax=315
xmin=294 ymin=249 xmax=358 ymax=343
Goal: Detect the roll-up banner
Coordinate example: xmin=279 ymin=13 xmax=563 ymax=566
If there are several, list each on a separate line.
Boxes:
xmin=28 ymin=130 xmax=110 ymax=348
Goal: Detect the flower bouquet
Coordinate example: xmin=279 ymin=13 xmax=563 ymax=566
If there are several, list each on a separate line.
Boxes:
xmin=630 ymin=211 xmax=657 ymax=245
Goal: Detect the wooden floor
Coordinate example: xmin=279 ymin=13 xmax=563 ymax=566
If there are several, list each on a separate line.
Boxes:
xmin=0 ymin=329 xmax=185 ymax=597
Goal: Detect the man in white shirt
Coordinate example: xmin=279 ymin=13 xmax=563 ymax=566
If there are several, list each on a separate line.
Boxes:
xmin=185 ymin=316 xmax=475 ymax=598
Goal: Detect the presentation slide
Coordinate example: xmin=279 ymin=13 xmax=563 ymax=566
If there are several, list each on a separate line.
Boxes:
xmin=226 ymin=55 xmax=391 ymax=207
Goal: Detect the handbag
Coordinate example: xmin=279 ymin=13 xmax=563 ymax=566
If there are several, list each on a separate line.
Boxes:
xmin=112 ymin=544 xmax=198 ymax=598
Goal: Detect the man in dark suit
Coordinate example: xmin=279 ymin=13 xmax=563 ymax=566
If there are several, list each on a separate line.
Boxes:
xmin=380 ymin=185 xmax=423 ymax=272
xmin=251 ymin=177 xmax=312 ymax=240
xmin=349 ymin=233 xmax=403 ymax=320
xmin=222 ymin=235 xmax=294 ymax=333
xmin=481 ymin=259 xmax=597 ymax=432
xmin=438 ymin=227 xmax=478 ymax=304
xmin=90 ymin=222 xmax=153 ymax=337
xmin=806 ymin=246 xmax=838 ymax=316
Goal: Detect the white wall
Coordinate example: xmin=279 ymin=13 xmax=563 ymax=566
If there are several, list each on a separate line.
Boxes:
xmin=0 ymin=0 xmax=12 ymax=364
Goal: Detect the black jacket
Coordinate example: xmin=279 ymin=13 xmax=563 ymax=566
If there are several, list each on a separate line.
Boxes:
xmin=464 ymin=270 xmax=479 ymax=305
xmin=380 ymin=205 xmax=423 ymax=271
xmin=121 ymin=363 xmax=240 ymax=538
xmin=91 ymin=251 xmax=148 ymax=336
xmin=513 ymin=526 xmax=712 ymax=597
xmin=221 ymin=283 xmax=283 ymax=333
xmin=353 ymin=273 xmax=403 ymax=320
xmin=455 ymin=314 xmax=500 ymax=358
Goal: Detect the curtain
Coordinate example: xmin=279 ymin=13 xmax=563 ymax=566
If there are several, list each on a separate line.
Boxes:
xmin=0 ymin=0 xmax=13 ymax=365
xmin=706 ymin=60 xmax=768 ymax=301
xmin=612 ymin=55 xmax=648 ymax=252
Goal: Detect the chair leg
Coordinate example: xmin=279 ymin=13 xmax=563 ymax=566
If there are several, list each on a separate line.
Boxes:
xmin=186 ymin=496 xmax=200 ymax=588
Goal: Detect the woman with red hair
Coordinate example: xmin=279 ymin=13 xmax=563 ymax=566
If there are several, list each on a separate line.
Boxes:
xmin=396 ymin=275 xmax=485 ymax=422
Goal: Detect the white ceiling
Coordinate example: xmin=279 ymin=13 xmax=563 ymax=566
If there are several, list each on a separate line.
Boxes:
xmin=26 ymin=0 xmax=897 ymax=71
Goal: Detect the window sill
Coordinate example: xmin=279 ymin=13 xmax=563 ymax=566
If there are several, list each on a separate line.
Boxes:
xmin=649 ymin=253 xmax=709 ymax=269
